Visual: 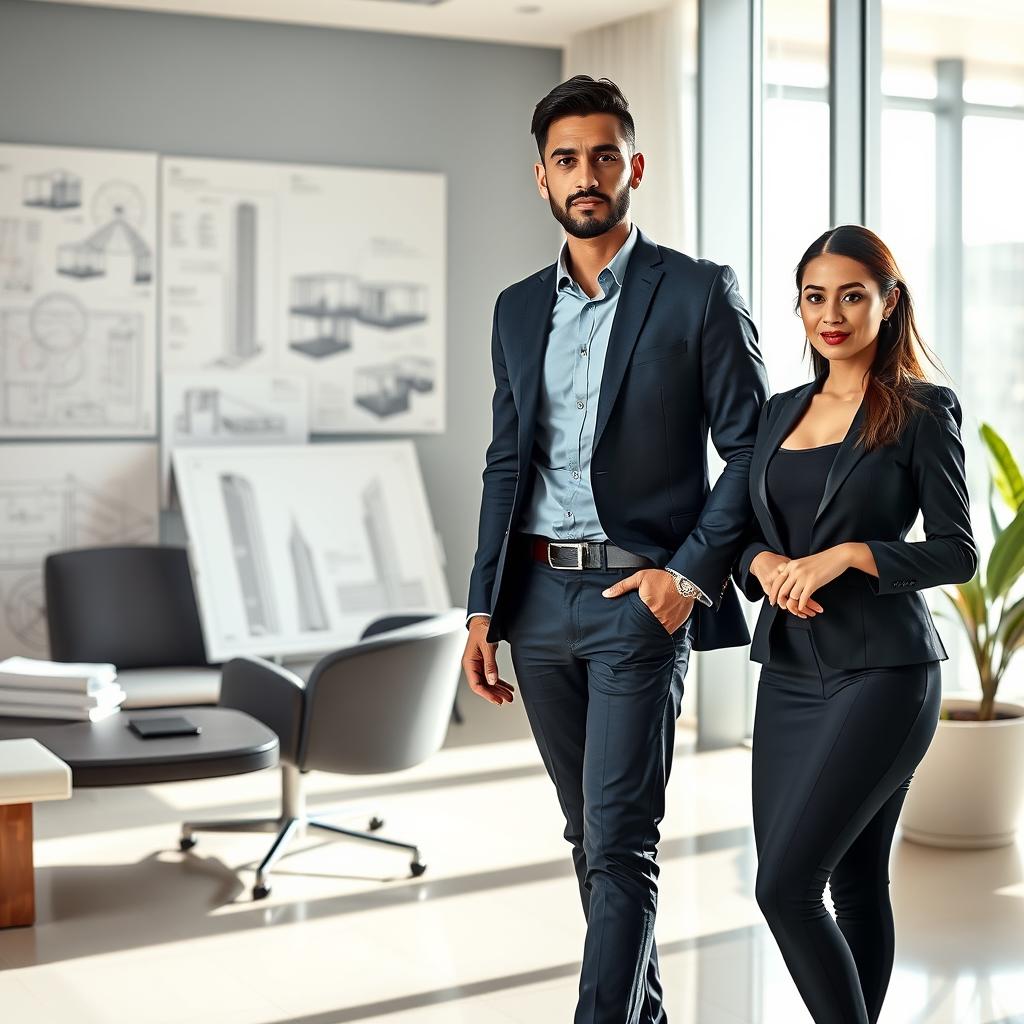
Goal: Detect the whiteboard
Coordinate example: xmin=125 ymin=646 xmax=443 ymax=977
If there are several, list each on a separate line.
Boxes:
xmin=161 ymin=155 xmax=446 ymax=434
xmin=0 ymin=143 xmax=158 ymax=437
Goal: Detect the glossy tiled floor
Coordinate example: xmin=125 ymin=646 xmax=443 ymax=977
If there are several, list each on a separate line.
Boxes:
xmin=1 ymin=676 xmax=1022 ymax=1024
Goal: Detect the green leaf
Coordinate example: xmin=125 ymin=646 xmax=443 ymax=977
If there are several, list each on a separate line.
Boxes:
xmin=986 ymin=508 xmax=1024 ymax=602
xmin=989 ymin=477 xmax=1004 ymax=540
xmin=981 ymin=423 xmax=1024 ymax=513
xmin=942 ymin=583 xmax=985 ymax=666
xmin=956 ymin=576 xmax=986 ymax=633
xmin=997 ymin=596 xmax=1024 ymax=677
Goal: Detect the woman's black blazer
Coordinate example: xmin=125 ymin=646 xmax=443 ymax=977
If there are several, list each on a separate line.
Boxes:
xmin=734 ymin=375 xmax=978 ymax=670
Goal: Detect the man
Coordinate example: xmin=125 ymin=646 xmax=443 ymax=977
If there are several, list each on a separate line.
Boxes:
xmin=463 ymin=75 xmax=768 ymax=1024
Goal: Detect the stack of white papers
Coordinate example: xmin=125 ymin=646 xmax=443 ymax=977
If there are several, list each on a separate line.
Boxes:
xmin=0 ymin=657 xmax=126 ymax=722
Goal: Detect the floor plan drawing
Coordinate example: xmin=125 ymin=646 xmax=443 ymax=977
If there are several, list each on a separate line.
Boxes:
xmin=172 ymin=441 xmax=449 ymax=660
xmin=161 ymin=155 xmax=445 ymax=433
xmin=0 ymin=143 xmax=158 ymax=437
xmin=0 ymin=442 xmax=158 ymax=659
xmin=3 ymin=573 xmax=47 ymax=653
xmin=0 ymin=292 xmax=148 ymax=433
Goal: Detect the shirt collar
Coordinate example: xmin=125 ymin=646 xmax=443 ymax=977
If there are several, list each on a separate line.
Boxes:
xmin=556 ymin=222 xmax=638 ymax=294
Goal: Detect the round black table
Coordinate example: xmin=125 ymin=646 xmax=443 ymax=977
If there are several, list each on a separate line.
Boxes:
xmin=0 ymin=707 xmax=279 ymax=787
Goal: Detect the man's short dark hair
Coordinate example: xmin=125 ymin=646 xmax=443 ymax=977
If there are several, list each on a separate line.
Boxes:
xmin=531 ymin=75 xmax=636 ymax=159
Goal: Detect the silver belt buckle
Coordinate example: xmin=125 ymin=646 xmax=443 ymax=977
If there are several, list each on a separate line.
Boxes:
xmin=548 ymin=542 xmax=585 ymax=570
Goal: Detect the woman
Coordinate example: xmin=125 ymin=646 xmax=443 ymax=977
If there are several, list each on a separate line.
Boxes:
xmin=734 ymin=225 xmax=978 ymax=1024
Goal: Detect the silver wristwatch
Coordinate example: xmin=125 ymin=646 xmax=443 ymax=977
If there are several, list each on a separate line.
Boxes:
xmin=665 ymin=568 xmax=710 ymax=605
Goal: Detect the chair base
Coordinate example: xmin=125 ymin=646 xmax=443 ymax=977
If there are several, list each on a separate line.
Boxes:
xmin=178 ymin=765 xmax=425 ymax=900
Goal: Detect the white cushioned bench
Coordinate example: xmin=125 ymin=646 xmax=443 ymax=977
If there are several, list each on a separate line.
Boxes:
xmin=0 ymin=738 xmax=72 ymax=928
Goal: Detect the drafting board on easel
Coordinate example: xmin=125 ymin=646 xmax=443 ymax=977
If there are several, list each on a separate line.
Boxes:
xmin=171 ymin=441 xmax=450 ymax=661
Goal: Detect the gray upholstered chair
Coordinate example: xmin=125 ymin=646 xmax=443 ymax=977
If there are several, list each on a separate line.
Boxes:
xmin=44 ymin=545 xmax=222 ymax=708
xmin=179 ymin=607 xmax=466 ymax=900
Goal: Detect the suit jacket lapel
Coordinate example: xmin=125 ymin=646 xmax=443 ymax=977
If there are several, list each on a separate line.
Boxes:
xmin=813 ymin=395 xmax=869 ymax=527
xmin=514 ymin=265 xmax=557 ymax=471
xmin=753 ymin=377 xmax=821 ymax=553
xmin=592 ymin=231 xmax=664 ymax=453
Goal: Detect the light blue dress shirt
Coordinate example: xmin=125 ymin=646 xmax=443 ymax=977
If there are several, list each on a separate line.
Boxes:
xmin=467 ymin=224 xmax=709 ymax=624
xmin=518 ymin=224 xmax=639 ymax=540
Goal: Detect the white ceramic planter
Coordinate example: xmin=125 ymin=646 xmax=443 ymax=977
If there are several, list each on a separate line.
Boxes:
xmin=901 ymin=698 xmax=1024 ymax=849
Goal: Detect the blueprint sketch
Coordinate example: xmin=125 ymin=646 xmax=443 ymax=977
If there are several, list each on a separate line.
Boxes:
xmin=0 ymin=144 xmax=158 ymax=437
xmin=161 ymin=371 xmax=309 ymax=507
xmin=172 ymin=441 xmax=450 ymax=660
xmin=161 ymin=156 xmax=445 ymax=434
xmin=0 ymin=442 xmax=158 ymax=659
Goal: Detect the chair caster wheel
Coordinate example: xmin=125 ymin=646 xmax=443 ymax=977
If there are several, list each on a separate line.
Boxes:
xmin=369 ymin=816 xmax=385 ymax=831
xmin=252 ymin=883 xmax=271 ymax=900
xmin=179 ymin=836 xmax=197 ymax=851
xmin=410 ymin=861 xmax=427 ymax=878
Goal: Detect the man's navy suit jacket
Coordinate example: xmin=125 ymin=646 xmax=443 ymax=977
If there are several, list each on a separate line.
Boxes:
xmin=467 ymin=229 xmax=770 ymax=652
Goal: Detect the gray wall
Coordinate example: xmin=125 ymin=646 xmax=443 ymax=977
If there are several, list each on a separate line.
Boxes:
xmin=0 ymin=0 xmax=561 ymax=614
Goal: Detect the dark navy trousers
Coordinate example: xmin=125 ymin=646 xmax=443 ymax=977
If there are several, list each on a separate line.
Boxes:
xmin=503 ymin=542 xmax=694 ymax=1024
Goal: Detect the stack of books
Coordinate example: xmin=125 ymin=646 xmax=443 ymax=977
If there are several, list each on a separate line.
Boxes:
xmin=0 ymin=656 xmax=126 ymax=722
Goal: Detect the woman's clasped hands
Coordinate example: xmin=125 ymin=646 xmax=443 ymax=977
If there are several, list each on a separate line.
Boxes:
xmin=749 ymin=545 xmax=860 ymax=618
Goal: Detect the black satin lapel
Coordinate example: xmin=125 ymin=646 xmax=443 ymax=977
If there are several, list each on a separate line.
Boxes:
xmin=515 ymin=266 xmax=557 ymax=469
xmin=813 ymin=397 xmax=869 ymax=526
xmin=592 ymin=260 xmax=664 ymax=453
xmin=754 ymin=381 xmax=819 ymax=553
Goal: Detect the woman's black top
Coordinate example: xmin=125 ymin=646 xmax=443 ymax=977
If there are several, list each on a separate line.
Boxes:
xmin=765 ymin=442 xmax=841 ymax=560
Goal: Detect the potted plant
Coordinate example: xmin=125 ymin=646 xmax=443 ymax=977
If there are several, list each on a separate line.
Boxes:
xmin=900 ymin=423 xmax=1024 ymax=848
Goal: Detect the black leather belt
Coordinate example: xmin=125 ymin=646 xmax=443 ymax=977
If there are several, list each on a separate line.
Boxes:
xmin=525 ymin=534 xmax=656 ymax=571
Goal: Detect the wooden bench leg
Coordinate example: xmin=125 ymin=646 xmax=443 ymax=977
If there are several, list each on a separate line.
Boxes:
xmin=0 ymin=803 xmax=34 ymax=928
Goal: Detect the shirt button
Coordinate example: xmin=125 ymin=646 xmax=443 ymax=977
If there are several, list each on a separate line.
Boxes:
xmin=572 ymin=471 xmax=580 ymax=479
xmin=577 ymin=400 xmax=585 ymax=409
xmin=580 ymin=347 xmax=587 ymax=356
xmin=565 ymin=511 xmax=573 ymax=518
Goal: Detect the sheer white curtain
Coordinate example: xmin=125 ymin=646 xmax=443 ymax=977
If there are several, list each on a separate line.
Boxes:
xmin=563 ymin=0 xmax=697 ymax=254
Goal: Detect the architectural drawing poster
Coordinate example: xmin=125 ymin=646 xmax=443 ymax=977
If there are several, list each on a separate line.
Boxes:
xmin=172 ymin=441 xmax=450 ymax=661
xmin=0 ymin=442 xmax=158 ymax=659
xmin=0 ymin=143 xmax=158 ymax=437
xmin=161 ymin=371 xmax=309 ymax=507
xmin=161 ymin=156 xmax=445 ymax=434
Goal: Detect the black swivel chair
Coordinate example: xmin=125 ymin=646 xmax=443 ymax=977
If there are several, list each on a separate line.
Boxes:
xmin=44 ymin=545 xmax=222 ymax=708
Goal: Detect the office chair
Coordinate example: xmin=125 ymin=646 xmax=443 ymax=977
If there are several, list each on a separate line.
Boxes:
xmin=178 ymin=607 xmax=466 ymax=900
xmin=44 ymin=545 xmax=222 ymax=708
xmin=360 ymin=613 xmax=463 ymax=725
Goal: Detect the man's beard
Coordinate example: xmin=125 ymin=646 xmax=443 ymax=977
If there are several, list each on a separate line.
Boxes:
xmin=550 ymin=181 xmax=631 ymax=239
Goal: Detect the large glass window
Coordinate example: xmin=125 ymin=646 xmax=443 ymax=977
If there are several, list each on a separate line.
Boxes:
xmin=880 ymin=3 xmax=1024 ymax=701
xmin=761 ymin=1 xmax=830 ymax=394
xmin=879 ymin=109 xmax=936 ymax=344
